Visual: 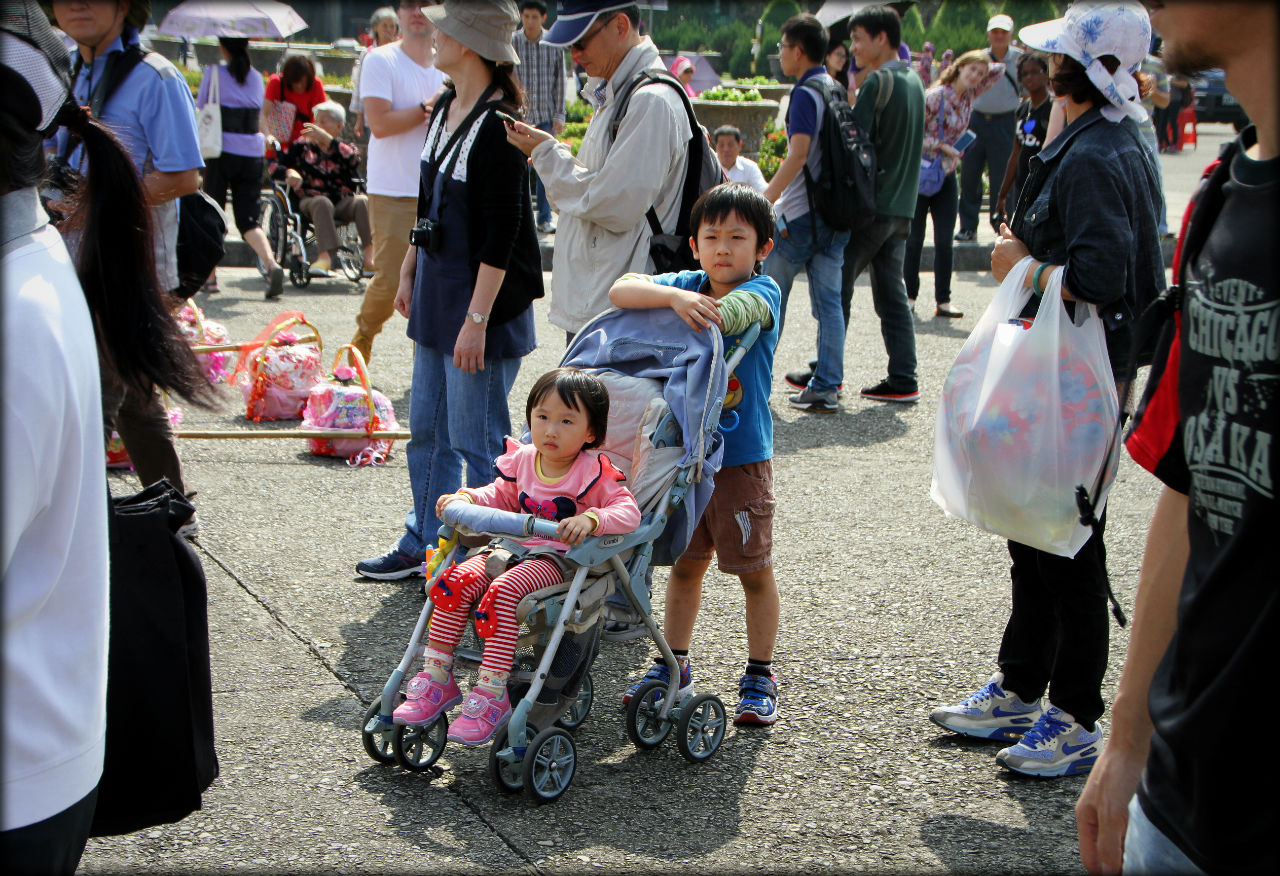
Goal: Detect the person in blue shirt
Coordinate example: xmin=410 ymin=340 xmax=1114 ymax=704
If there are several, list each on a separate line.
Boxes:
xmin=49 ymin=0 xmax=208 ymax=522
xmin=608 ymin=182 xmax=784 ymax=726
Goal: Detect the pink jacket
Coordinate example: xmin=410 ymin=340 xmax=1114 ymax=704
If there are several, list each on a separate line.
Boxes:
xmin=460 ymin=439 xmax=641 ymax=550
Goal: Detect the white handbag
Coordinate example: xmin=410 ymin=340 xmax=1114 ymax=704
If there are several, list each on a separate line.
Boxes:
xmin=197 ymin=66 xmax=222 ymax=159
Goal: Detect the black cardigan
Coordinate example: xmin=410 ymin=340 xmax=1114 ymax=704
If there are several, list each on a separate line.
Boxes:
xmin=418 ymin=94 xmax=544 ymax=326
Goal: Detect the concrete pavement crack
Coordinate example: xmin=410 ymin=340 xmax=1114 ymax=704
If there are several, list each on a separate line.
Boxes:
xmin=194 ymin=540 xmax=543 ymax=871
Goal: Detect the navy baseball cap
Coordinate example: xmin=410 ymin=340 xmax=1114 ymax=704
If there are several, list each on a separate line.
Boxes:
xmin=543 ymin=0 xmax=635 ymax=48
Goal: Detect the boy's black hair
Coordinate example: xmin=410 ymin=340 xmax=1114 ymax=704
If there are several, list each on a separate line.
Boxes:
xmin=712 ymin=124 xmax=742 ymax=145
xmin=527 ymin=367 xmax=609 ymax=449
xmin=780 ymin=14 xmax=828 ymax=66
xmin=689 ymin=182 xmax=776 ymax=254
xmin=518 ymin=0 xmax=547 ymax=14
xmin=848 ymin=5 xmax=902 ymax=50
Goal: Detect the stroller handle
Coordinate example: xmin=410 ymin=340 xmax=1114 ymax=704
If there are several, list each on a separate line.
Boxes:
xmin=441 ymin=502 xmax=561 ymax=540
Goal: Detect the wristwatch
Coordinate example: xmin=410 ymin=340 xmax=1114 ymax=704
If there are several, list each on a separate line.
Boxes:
xmin=420 ymin=100 xmax=429 ymax=114
xmin=467 ymin=311 xmax=489 ymax=324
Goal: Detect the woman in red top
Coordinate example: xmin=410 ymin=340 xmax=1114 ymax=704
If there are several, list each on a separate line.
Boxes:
xmin=264 ymin=53 xmax=327 ymax=149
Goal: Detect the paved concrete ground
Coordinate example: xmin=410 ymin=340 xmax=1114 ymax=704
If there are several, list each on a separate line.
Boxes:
xmin=79 ymin=127 xmax=1231 ymax=874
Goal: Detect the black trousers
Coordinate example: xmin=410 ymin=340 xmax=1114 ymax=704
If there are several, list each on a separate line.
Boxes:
xmin=0 ymin=786 xmax=98 ymax=876
xmin=904 ymin=172 xmax=960 ymax=306
xmin=997 ymin=515 xmax=1110 ymax=729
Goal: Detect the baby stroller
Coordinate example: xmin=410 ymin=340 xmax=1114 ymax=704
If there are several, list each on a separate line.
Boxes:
xmin=360 ymin=307 xmax=761 ymax=803
xmin=256 ymin=179 xmax=366 ymax=288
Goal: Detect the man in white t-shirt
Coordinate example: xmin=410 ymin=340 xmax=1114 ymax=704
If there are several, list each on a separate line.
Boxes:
xmin=712 ymin=124 xmax=767 ymax=193
xmin=350 ymin=0 xmax=446 ymax=364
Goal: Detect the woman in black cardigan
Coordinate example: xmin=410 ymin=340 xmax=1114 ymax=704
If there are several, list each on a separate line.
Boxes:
xmin=358 ymin=0 xmax=542 ymax=581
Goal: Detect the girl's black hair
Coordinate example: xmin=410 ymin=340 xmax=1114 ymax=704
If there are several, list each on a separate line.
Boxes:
xmin=1050 ymin=53 xmax=1121 ymax=109
xmin=219 ymin=37 xmax=251 ymax=85
xmin=1017 ymin=52 xmax=1048 ymax=77
xmin=689 ymin=182 xmax=775 ymax=252
xmin=13 ymin=102 xmax=216 ymax=410
xmin=280 ymin=53 xmax=316 ymax=92
xmin=526 ymin=367 xmax=609 ymax=450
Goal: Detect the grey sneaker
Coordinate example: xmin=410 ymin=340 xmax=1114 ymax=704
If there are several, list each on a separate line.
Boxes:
xmin=929 ymin=672 xmax=1043 ymax=741
xmin=788 ymin=386 xmax=838 ymax=413
xmin=996 ymin=705 xmax=1103 ymax=778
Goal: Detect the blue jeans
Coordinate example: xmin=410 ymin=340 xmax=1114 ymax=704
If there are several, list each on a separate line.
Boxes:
xmin=765 ymin=211 xmax=849 ymax=395
xmin=532 ymin=120 xmax=554 ymax=226
xmin=397 ymin=345 xmax=522 ymax=558
xmin=843 ymin=214 xmax=917 ymax=390
xmin=1123 ymin=796 xmax=1205 ymax=874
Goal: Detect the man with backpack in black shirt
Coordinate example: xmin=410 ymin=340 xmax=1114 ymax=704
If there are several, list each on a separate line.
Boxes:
xmin=1075 ymin=3 xmax=1278 ymax=872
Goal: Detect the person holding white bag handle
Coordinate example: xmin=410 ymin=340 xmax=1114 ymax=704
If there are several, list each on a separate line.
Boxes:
xmin=929 ymin=1 xmax=1164 ymax=780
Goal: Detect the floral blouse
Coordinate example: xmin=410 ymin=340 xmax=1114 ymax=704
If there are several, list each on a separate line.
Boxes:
xmin=921 ymin=62 xmax=1006 ymax=174
xmin=274 ymin=138 xmax=362 ymax=202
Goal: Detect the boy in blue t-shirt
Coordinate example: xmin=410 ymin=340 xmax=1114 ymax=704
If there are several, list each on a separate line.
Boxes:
xmin=608 ymin=183 xmax=784 ymax=725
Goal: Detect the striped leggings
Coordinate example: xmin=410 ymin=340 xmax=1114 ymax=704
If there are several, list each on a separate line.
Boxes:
xmin=427 ymin=554 xmax=564 ymax=675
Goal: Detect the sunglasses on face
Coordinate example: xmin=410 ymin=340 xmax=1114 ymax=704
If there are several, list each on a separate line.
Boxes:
xmin=572 ymin=14 xmax=614 ymax=52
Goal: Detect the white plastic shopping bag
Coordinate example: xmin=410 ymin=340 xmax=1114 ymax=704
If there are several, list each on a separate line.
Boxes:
xmin=931 ymin=256 xmax=1120 ymax=557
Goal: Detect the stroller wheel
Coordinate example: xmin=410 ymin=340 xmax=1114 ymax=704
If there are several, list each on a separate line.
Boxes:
xmin=624 ymin=680 xmax=672 ymax=750
xmin=676 ymin=693 xmax=727 ymax=763
xmin=361 ymin=695 xmax=403 ymax=765
xmin=556 ymin=671 xmax=593 ymax=731
xmin=488 ymin=723 xmax=536 ymax=793
xmin=522 ymin=727 xmax=576 ymax=804
xmin=392 ymin=715 xmax=448 ymax=772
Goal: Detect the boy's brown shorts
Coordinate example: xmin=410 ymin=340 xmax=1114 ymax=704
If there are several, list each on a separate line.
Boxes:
xmin=681 ymin=459 xmax=775 ymax=575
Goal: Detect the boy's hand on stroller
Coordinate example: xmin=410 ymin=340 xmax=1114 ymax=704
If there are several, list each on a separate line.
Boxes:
xmin=671 ymin=290 xmax=722 ymax=332
xmin=556 ymin=514 xmax=597 ymax=546
xmin=435 ymin=492 xmax=470 ymax=517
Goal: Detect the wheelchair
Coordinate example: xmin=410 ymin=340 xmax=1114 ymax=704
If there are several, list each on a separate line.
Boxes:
xmin=256 ymin=179 xmax=366 ymax=288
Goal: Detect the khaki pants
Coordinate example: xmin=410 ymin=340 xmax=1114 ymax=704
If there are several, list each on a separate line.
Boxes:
xmin=352 ymin=193 xmax=416 ymax=363
xmin=299 ymin=193 xmax=372 ymax=254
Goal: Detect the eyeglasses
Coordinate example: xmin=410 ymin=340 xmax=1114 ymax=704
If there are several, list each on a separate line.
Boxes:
xmin=572 ymin=14 xmax=613 ymax=52
xmin=777 ymin=41 xmax=793 ymax=52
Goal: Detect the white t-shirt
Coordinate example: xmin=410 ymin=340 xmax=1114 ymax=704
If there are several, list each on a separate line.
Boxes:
xmin=2 ymin=188 xmax=109 ymax=831
xmin=359 ymin=43 xmax=446 ymax=198
xmin=724 ymin=155 xmax=768 ymax=193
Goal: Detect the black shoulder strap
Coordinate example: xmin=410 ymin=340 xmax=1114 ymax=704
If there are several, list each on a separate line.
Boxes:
xmin=990 ymin=48 xmax=1019 ymax=95
xmin=63 ymin=44 xmax=148 ymax=161
xmin=417 ymin=84 xmax=501 ymax=221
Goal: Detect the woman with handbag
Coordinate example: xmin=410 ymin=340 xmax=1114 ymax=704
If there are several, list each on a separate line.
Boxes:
xmin=903 ymin=49 xmax=1006 ymax=319
xmin=196 ymin=37 xmax=284 ymax=298
xmin=356 ymin=0 xmax=543 ymax=581
xmin=930 ymin=1 xmax=1164 ymax=780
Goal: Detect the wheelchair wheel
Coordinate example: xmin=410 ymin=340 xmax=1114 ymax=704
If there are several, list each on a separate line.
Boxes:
xmin=392 ymin=715 xmax=447 ymax=772
xmin=335 ymin=223 xmax=365 ymax=282
xmin=288 ymin=251 xmax=311 ymax=288
xmin=361 ymin=694 xmax=403 ymax=765
xmin=522 ymin=727 xmax=576 ymax=804
xmin=675 ymin=693 xmax=727 ymax=763
xmin=256 ymin=193 xmax=287 ymax=278
xmin=624 ymin=680 xmax=672 ymax=750
xmin=487 ymin=723 xmax=536 ymax=794
xmin=555 ymin=671 xmax=593 ymax=731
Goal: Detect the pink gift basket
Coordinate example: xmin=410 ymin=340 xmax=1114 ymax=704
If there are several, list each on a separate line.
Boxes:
xmin=302 ymin=345 xmax=399 ymax=466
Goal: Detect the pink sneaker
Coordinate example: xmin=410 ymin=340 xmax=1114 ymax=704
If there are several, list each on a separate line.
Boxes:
xmin=393 ymin=672 xmax=461 ymax=726
xmin=446 ymin=685 xmax=511 ymax=746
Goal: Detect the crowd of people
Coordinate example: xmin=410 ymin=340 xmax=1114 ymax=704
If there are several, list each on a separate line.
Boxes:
xmin=1 ymin=0 xmax=1275 ymax=873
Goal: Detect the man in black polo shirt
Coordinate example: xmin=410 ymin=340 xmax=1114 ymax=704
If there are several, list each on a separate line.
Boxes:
xmin=1075 ymin=3 xmax=1278 ymax=873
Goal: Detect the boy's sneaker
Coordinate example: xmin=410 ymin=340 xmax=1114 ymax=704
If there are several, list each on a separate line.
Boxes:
xmin=859 ymin=379 xmax=920 ymax=404
xmin=734 ymin=670 xmax=779 ymax=725
xmin=788 ymin=386 xmax=839 ymax=413
xmin=929 ymin=673 xmax=1043 ymax=741
xmin=393 ymin=671 xmax=462 ymax=726
xmin=447 ymin=685 xmax=511 ymax=747
xmin=996 ymin=705 xmax=1103 ymax=778
xmin=621 ymin=657 xmax=694 ymax=706
xmin=356 ymin=546 xmax=424 ymax=580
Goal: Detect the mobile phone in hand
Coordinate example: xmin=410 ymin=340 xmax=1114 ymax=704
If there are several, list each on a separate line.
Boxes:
xmin=494 ymin=110 xmax=519 ymax=126
xmin=953 ymin=129 xmax=977 ymax=155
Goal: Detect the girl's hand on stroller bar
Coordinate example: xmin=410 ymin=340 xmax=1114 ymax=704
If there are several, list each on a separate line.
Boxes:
xmin=671 ymin=290 xmax=723 ymax=332
xmin=436 ymin=492 xmax=471 ymax=518
xmin=556 ymin=514 xmax=598 ymax=546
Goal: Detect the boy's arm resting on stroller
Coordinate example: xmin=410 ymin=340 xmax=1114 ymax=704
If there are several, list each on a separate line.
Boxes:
xmin=608 ymin=273 xmax=722 ymax=332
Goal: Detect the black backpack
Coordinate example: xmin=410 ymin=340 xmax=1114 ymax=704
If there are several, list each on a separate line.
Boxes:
xmin=62 ymin=44 xmax=225 ymax=298
xmin=609 ymin=69 xmax=726 ymax=273
xmin=798 ymin=69 xmax=893 ymax=232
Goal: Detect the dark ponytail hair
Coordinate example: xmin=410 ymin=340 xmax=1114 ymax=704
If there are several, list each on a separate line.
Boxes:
xmin=47 ymin=101 xmax=215 ymax=409
xmin=220 ymin=37 xmax=251 ymax=85
xmin=1050 ymin=54 xmax=1121 ymax=108
xmin=486 ymin=58 xmax=524 ymax=114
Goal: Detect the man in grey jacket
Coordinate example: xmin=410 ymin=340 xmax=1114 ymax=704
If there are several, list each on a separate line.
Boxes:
xmin=505 ymin=1 xmax=688 ymax=339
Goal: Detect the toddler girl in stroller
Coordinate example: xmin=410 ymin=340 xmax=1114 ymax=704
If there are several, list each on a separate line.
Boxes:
xmin=393 ymin=368 xmax=641 ymax=745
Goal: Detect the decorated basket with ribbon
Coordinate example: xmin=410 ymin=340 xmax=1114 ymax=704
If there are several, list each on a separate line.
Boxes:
xmin=234 ymin=314 xmax=324 ymax=422
xmin=176 ymin=302 xmax=233 ymax=385
xmin=301 ymin=344 xmax=398 ymax=466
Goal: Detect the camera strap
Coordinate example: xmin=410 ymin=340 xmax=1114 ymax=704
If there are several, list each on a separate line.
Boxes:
xmin=418 ymin=83 xmax=501 ymax=223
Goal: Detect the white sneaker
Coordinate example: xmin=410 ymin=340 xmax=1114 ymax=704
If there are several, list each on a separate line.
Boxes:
xmin=996 ymin=705 xmax=1104 ymax=777
xmin=178 ymin=513 xmax=200 ymax=539
xmin=929 ymin=672 xmax=1043 ymax=741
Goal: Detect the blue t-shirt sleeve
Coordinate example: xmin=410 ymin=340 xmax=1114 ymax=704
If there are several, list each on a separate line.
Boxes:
xmin=788 ymin=85 xmax=819 ymax=139
xmin=143 ymin=69 xmax=204 ymax=172
xmin=649 ymin=270 xmax=706 ymax=291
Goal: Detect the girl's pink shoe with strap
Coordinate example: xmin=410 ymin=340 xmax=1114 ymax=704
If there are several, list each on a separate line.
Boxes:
xmin=392 ymin=672 xmax=462 ymax=726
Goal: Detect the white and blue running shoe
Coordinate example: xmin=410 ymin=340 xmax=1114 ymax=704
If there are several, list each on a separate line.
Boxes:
xmin=996 ymin=705 xmax=1103 ymax=778
xmin=929 ymin=672 xmax=1043 ymax=741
